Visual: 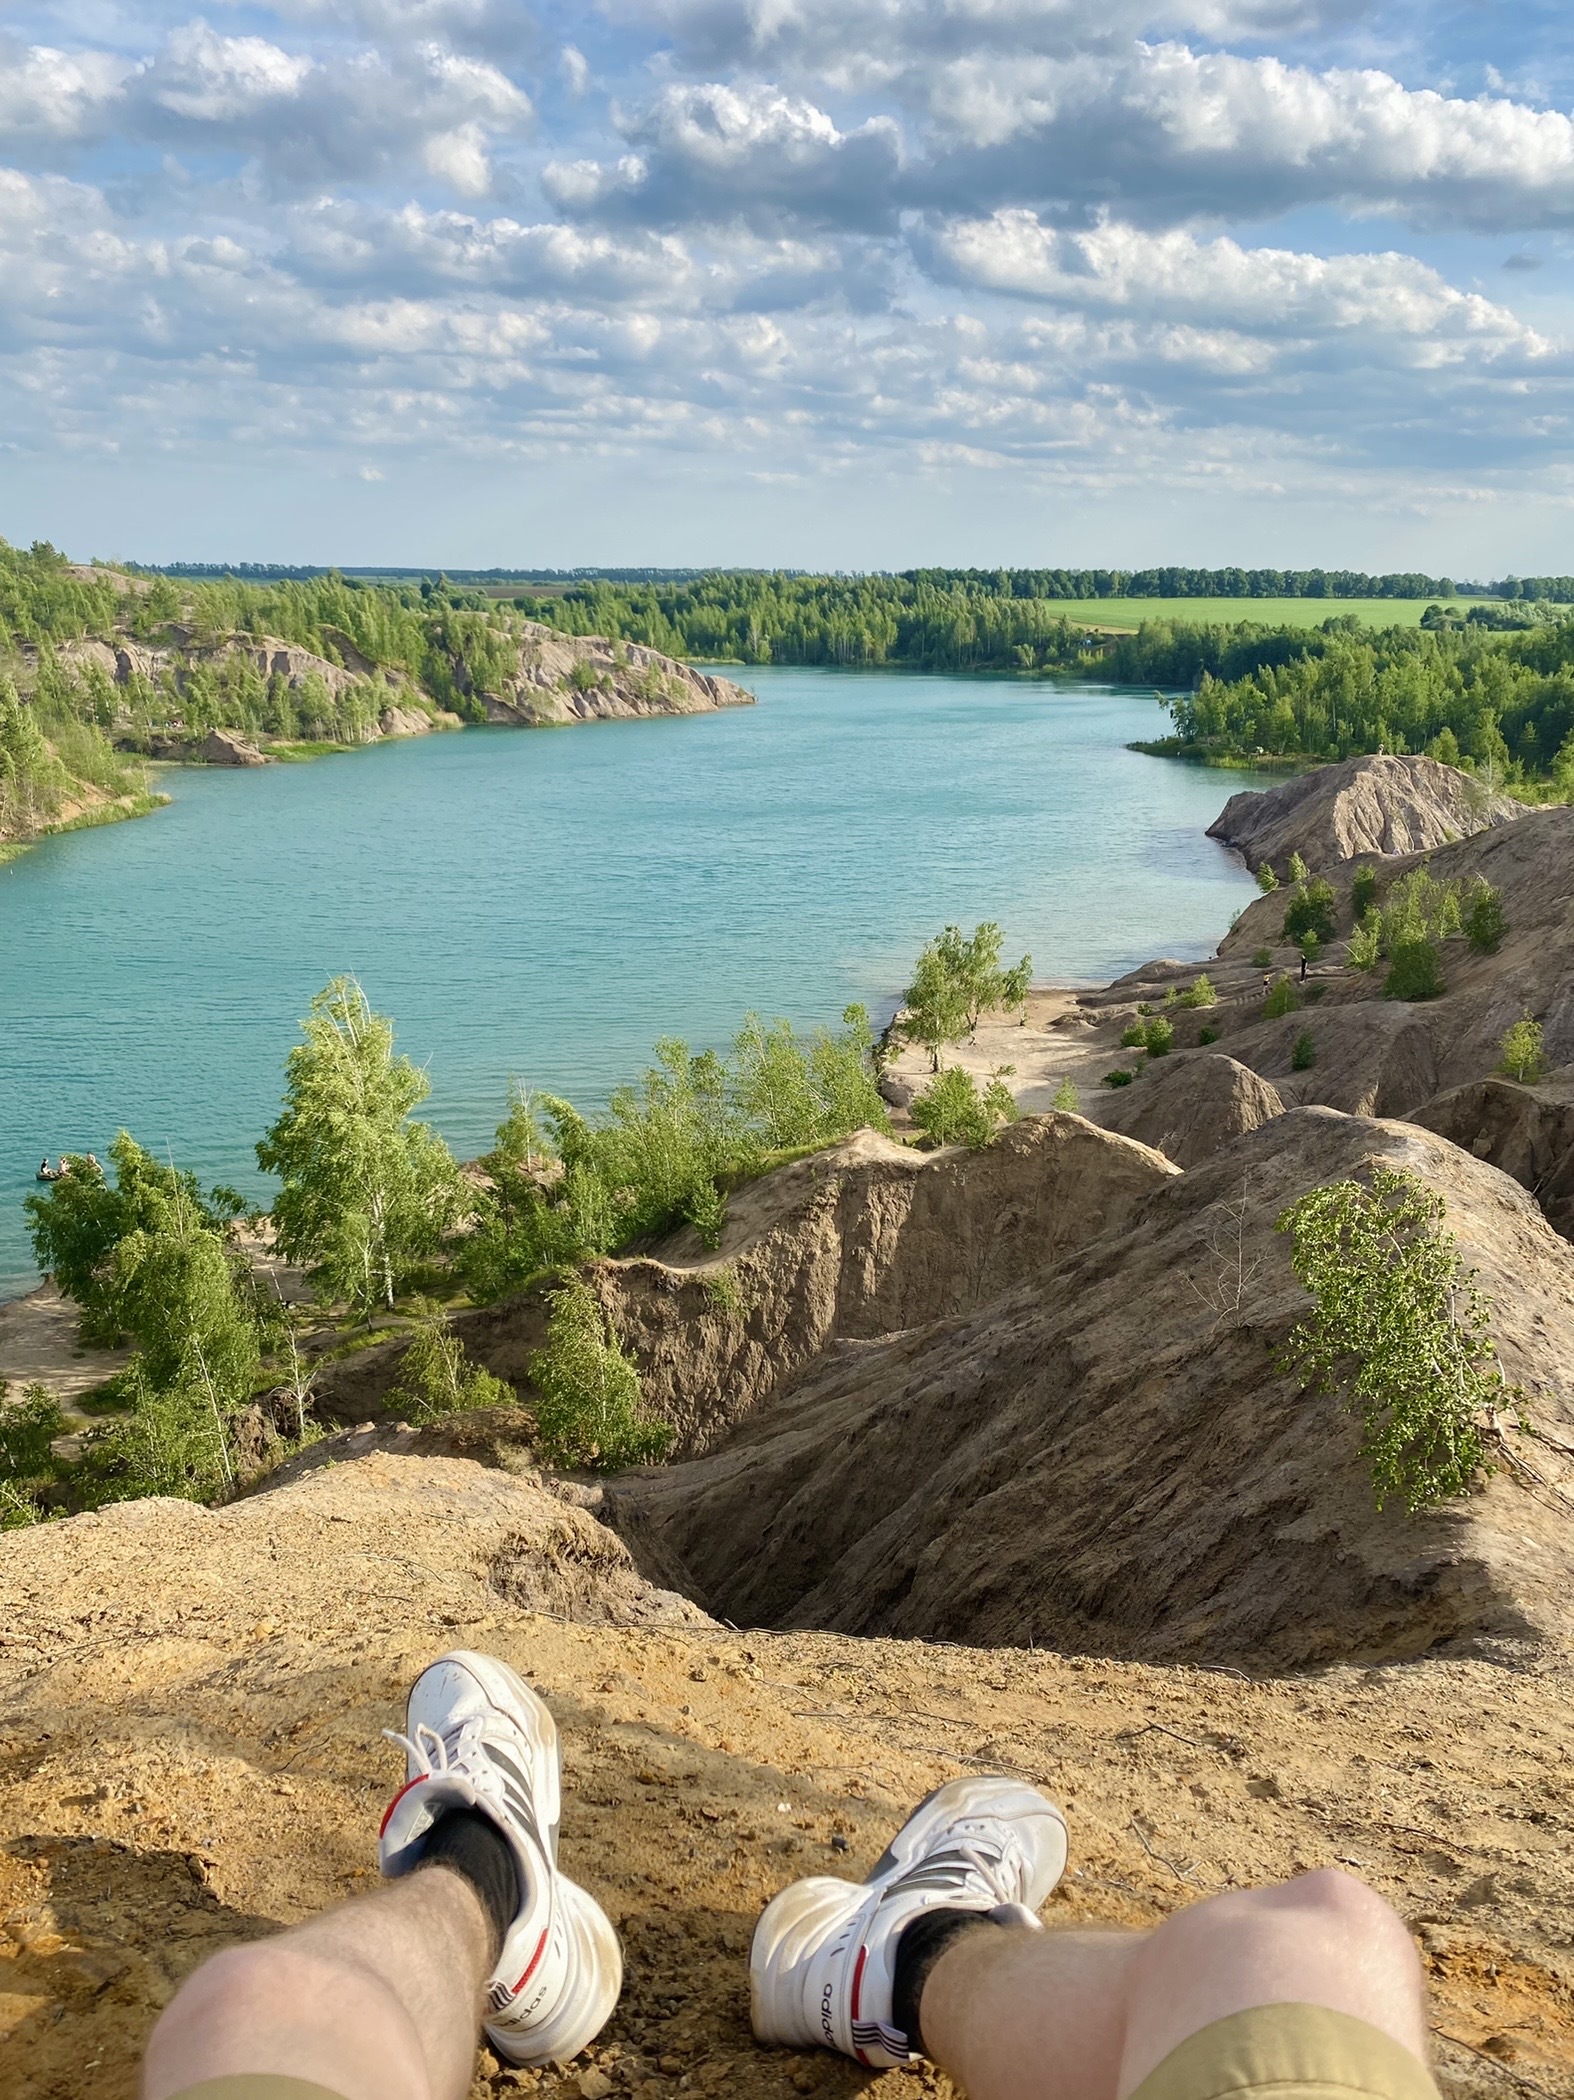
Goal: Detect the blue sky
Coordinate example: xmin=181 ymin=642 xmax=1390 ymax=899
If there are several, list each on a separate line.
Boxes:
xmin=2 ymin=0 xmax=1572 ymax=570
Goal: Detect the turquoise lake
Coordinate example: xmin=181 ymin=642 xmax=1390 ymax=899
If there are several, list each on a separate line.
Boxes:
xmin=0 ymin=667 xmax=1271 ymax=1298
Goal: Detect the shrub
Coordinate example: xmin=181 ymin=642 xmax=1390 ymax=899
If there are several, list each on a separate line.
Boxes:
xmin=1143 ymin=1016 xmax=1174 ymax=1057
xmin=702 ymin=1264 xmax=750 ymax=1314
xmin=1291 ymin=1029 xmax=1316 ymax=1070
xmin=1299 ymin=932 xmax=1320 ymax=963
xmin=1285 ymin=851 xmax=1309 ymax=884
xmin=0 ymin=1382 xmax=65 ymax=1524
xmin=1198 ymin=1025 xmax=1220 ymax=1045
xmin=1276 ymin=1166 xmax=1519 ymax=1511
xmin=1051 ymin=1076 xmax=1079 ymax=1112
xmin=1178 ymin=974 xmax=1217 ymax=1008
xmin=1384 ymin=936 xmax=1444 ymax=1002
xmin=911 ymin=1065 xmax=1018 ymax=1148
xmin=527 ymin=1276 xmax=672 ymax=1470
xmin=1348 ymin=913 xmax=1381 ymax=971
xmin=386 ymin=1300 xmax=515 ymax=1422
xmin=1283 ymin=878 xmax=1337 ymax=947
xmin=1350 ymin=866 xmax=1378 ymax=921
xmin=1263 ymin=975 xmax=1299 ymax=1019
xmin=1120 ymin=1021 xmax=1148 ymax=1049
xmin=1252 ymin=948 xmax=1273 ymax=969
xmin=1255 ymin=862 xmax=1279 ymax=893
xmin=1464 ymin=877 xmax=1507 ymax=955
xmin=1498 ymin=1015 xmax=1545 ymax=1084
xmin=1101 ymin=1069 xmax=1135 ymax=1088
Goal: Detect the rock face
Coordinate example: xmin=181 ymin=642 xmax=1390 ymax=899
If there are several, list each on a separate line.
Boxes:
xmin=476 ymin=622 xmax=754 ymax=726
xmin=313 ymin=1117 xmax=1178 ymax=1449
xmin=1208 ymin=753 xmax=1527 ymax=873
xmin=611 ymin=1111 xmax=1574 ymax=1667
xmin=1097 ymin=1053 xmax=1285 ymax=1167
xmin=198 ymin=727 xmax=267 ymax=766
xmin=1410 ymin=1070 xmax=1574 ymax=1242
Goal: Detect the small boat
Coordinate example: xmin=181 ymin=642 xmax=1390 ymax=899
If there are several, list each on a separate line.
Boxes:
xmin=36 ymin=1160 xmax=62 ymax=1182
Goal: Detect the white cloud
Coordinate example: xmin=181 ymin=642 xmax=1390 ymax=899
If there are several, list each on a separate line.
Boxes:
xmin=0 ymin=42 xmax=138 ymax=145
xmin=151 ymin=24 xmax=314 ymax=122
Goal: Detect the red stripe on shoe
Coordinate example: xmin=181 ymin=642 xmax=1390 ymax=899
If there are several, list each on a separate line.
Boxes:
xmin=851 ymin=1945 xmax=869 ymax=2065
xmin=379 ymin=1773 xmax=428 ymax=1837
xmin=512 ymin=1929 xmax=549 ymax=1996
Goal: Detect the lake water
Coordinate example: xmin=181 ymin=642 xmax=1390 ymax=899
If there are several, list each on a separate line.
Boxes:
xmin=0 ymin=668 xmax=1270 ymax=1298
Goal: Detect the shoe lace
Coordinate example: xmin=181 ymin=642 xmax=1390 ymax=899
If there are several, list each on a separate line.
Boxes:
xmin=385 ymin=1716 xmax=494 ymax=1789
xmin=947 ymin=1828 xmax=1030 ymax=1907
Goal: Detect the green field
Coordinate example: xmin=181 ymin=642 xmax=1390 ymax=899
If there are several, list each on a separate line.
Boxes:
xmin=1064 ymin=597 xmax=1449 ymax=631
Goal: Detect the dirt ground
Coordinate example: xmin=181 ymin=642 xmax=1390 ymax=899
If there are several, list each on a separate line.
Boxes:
xmin=2 ymin=1455 xmax=1571 ymax=2100
xmin=0 ymin=1285 xmax=130 ymax=1415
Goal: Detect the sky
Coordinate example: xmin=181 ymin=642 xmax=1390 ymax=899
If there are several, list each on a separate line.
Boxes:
xmin=2 ymin=0 xmax=1573 ymax=571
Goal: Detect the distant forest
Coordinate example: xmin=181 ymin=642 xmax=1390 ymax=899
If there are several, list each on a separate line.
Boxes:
xmin=141 ymin=561 xmax=1574 ymax=602
xmin=2 ymin=542 xmax=1572 ymax=832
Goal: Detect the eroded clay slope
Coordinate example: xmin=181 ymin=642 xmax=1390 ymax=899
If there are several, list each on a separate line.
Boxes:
xmin=317 ymin=1117 xmax=1178 ymax=1454
xmin=1207 ymin=754 xmax=1527 ymax=874
xmin=611 ymin=1111 xmax=1574 ymax=1666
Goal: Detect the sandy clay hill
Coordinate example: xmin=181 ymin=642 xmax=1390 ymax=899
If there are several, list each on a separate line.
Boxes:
xmin=7 ymin=758 xmax=1574 ymax=2100
xmin=1207 ymin=754 xmax=1528 ymax=874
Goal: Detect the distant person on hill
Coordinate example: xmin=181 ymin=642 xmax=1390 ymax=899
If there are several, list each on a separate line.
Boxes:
xmin=143 ymin=1649 xmax=1442 ymax=2100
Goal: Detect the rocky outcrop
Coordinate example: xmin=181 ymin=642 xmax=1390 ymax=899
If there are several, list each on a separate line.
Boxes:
xmin=310 ymin=1117 xmax=1177 ymax=1449
xmin=1097 ymin=1053 xmax=1285 ymax=1166
xmin=475 ymin=623 xmax=753 ymax=726
xmin=378 ymin=703 xmax=461 ymax=739
xmin=1410 ymin=1070 xmax=1574 ymax=1242
xmin=1208 ymin=753 xmax=1527 ymax=873
xmin=612 ymin=1111 xmax=1574 ymax=1667
xmin=198 ymin=728 xmax=267 ymax=766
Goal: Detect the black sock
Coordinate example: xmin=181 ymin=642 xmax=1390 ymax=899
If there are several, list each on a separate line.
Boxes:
xmin=415 ymin=1809 xmax=520 ymax=1961
xmin=891 ymin=1908 xmax=997 ymax=2060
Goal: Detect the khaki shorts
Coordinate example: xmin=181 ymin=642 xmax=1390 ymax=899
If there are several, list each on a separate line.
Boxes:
xmin=164 ymin=2004 xmax=1442 ymax=2100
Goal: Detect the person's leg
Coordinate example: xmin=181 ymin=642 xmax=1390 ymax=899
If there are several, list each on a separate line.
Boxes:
xmin=142 ymin=1652 xmax=622 ymax=2100
xmin=918 ymin=1867 xmax=1432 ymax=2100
xmin=143 ymin=1864 xmax=494 ymax=2100
xmin=752 ymin=1778 xmax=1437 ymax=2100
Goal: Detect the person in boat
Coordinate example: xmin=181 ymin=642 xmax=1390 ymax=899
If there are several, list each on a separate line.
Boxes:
xmin=37 ymin=1158 xmax=55 ymax=1181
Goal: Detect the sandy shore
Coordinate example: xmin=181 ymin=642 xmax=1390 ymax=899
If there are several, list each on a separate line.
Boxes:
xmin=0 ymin=1283 xmax=131 ymax=1414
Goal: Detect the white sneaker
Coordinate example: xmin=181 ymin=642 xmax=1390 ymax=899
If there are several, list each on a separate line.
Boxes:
xmin=379 ymin=1650 xmax=621 ymax=2065
xmin=750 ymin=1776 xmax=1067 ymax=2069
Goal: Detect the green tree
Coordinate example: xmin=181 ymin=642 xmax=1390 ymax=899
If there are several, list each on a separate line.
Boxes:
xmin=1291 ymin=1029 xmax=1316 ymax=1070
xmin=527 ymin=1276 xmax=672 ymax=1469
xmin=386 ymin=1300 xmax=514 ymax=1421
xmin=1463 ymin=877 xmax=1507 ymax=955
xmin=1384 ymin=937 xmax=1444 ymax=1001
xmin=1263 ymin=975 xmax=1300 ymax=1018
xmin=257 ymin=977 xmax=463 ymax=1316
xmin=1178 ymin=973 xmax=1217 ymax=1008
xmin=1348 ymin=914 xmax=1381 ymax=971
xmin=1350 ymin=866 xmax=1378 ymax=920
xmin=1052 ymin=1076 xmax=1079 ymax=1111
xmin=1255 ymin=863 xmax=1279 ymax=893
xmin=910 ymin=1066 xmax=1018 ymax=1147
xmin=1286 ymin=850 xmax=1309 ymax=884
xmin=900 ymin=923 xmax=1031 ymax=1067
xmin=1282 ymin=878 xmax=1337 ymax=946
xmin=1276 ymin=1166 xmax=1517 ymax=1511
xmin=1498 ymin=1015 xmax=1544 ymax=1083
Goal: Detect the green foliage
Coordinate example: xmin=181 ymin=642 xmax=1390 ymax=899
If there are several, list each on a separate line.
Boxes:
xmin=526 ymin=1276 xmax=672 ymax=1470
xmin=1498 ymin=1015 xmax=1545 ymax=1084
xmin=459 ymin=1009 xmax=888 ymax=1302
xmin=1198 ymin=1026 xmax=1220 ymax=1045
xmin=257 ymin=977 xmax=464 ymax=1316
xmin=1252 ymin=947 xmax=1273 ymax=968
xmin=0 ymin=1382 xmax=66 ymax=1523
xmin=1299 ymin=931 xmax=1320 ymax=963
xmin=26 ymin=1132 xmax=244 ymax=1345
xmin=1255 ymin=863 xmax=1279 ymax=893
xmin=910 ymin=1066 xmax=1018 ymax=1147
xmin=1263 ymin=975 xmax=1300 ymax=1019
xmin=899 ymin=923 xmax=1032 ymax=1067
xmin=1177 ymin=974 xmax=1217 ymax=1008
xmin=1276 ymin=1167 xmax=1516 ymax=1511
xmin=1285 ymin=851 xmax=1309 ymax=885
xmin=1348 ymin=913 xmax=1382 ymax=971
xmin=1351 ymin=866 xmax=1378 ymax=920
xmin=1101 ymin=1068 xmax=1136 ymax=1087
xmin=1051 ymin=1076 xmax=1080 ymax=1112
xmin=1463 ymin=877 xmax=1507 ymax=955
xmin=702 ymin=1264 xmax=750 ymax=1314
xmin=386 ymin=1300 xmax=514 ymax=1422
xmin=1142 ymin=1016 xmax=1174 ymax=1056
xmin=1384 ymin=937 xmax=1444 ymax=1002
xmin=1282 ymin=877 xmax=1337 ymax=946
xmin=1291 ymin=1029 xmax=1317 ymax=1070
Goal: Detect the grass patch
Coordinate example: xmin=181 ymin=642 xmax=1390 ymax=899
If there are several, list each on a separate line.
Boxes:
xmin=1070 ymin=597 xmax=1449 ymax=632
xmin=265 ymin=740 xmax=351 ymax=761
